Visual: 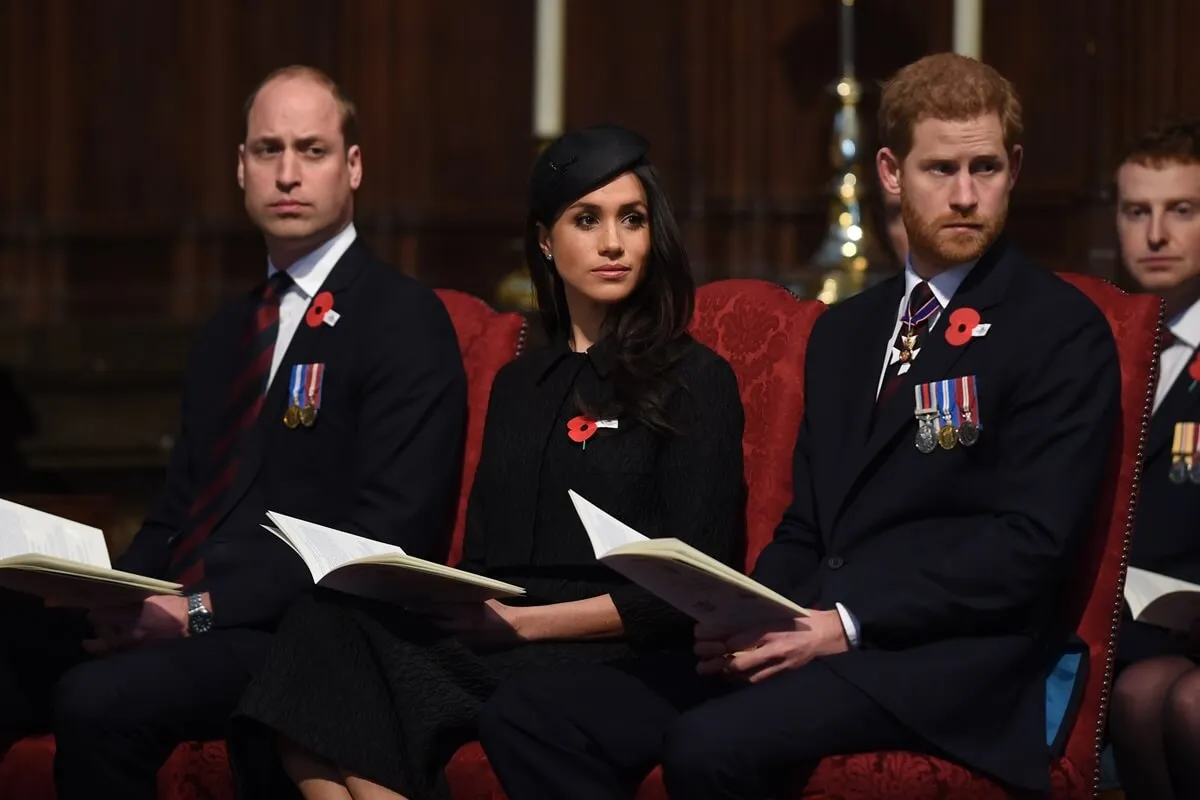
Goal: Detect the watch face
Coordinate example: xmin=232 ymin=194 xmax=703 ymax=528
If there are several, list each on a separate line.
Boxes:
xmin=187 ymin=595 xmax=213 ymax=634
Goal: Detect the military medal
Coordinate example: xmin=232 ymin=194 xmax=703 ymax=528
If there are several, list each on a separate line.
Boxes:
xmin=285 ymin=363 xmax=325 ymax=429
xmin=913 ymin=384 xmax=937 ymax=454
xmin=956 ymin=375 xmax=981 ymax=447
xmin=1187 ymin=422 xmax=1200 ymax=484
xmin=300 ymin=405 xmax=317 ymax=428
xmin=936 ymin=380 xmax=958 ymax=450
xmin=897 ymin=290 xmax=940 ymax=366
xmin=1170 ymin=422 xmax=1189 ymax=484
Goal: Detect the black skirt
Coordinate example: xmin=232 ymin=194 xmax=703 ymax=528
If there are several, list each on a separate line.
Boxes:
xmin=228 ymin=586 xmax=643 ymax=799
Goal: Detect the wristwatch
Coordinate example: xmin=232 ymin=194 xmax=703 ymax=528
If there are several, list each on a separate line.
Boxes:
xmin=186 ymin=593 xmax=213 ymax=635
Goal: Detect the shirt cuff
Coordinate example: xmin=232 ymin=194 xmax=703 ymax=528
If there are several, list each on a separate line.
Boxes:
xmin=835 ymin=602 xmax=861 ymax=648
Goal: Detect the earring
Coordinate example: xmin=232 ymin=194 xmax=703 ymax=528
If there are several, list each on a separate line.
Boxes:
xmin=545 ymin=251 xmax=553 ymax=262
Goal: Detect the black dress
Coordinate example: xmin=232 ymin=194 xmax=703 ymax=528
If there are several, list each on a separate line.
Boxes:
xmin=228 ymin=335 xmax=747 ymax=799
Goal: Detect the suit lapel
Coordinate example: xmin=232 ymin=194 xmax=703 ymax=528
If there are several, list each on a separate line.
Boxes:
xmin=204 ymin=240 xmax=371 ymax=535
xmin=832 ymin=238 xmax=1016 ymax=519
xmin=1147 ymin=356 xmax=1200 ymax=461
xmin=825 ymin=276 xmax=905 ymax=511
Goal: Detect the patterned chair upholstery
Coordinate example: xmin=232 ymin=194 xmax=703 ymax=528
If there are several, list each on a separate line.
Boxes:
xmin=0 ymin=289 xmax=527 ymax=800
xmin=445 ymin=278 xmax=828 ymax=797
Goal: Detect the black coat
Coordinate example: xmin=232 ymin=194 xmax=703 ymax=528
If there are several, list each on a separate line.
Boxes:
xmin=228 ymin=335 xmax=748 ymax=798
xmin=114 ymin=239 xmax=468 ymax=658
xmin=1120 ymin=346 xmax=1200 ymax=663
xmin=752 ymin=236 xmax=1122 ymax=791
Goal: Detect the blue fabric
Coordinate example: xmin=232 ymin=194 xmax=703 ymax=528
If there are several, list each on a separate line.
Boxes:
xmin=1046 ymin=637 xmax=1089 ymax=752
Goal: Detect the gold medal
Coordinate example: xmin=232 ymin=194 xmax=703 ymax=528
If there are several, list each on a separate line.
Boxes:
xmin=283 ymin=405 xmax=301 ymax=429
xmin=938 ymin=424 xmax=958 ymax=450
xmin=300 ymin=404 xmax=317 ymax=428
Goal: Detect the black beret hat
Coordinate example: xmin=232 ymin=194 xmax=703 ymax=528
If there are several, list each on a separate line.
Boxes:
xmin=528 ymin=125 xmax=650 ymax=226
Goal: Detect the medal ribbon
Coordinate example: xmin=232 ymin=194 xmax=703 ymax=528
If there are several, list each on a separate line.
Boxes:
xmin=955 ymin=375 xmax=984 ymax=430
xmin=1189 ymin=422 xmax=1199 ymax=469
xmin=305 ymin=363 xmax=324 ymax=410
xmin=913 ymin=383 xmax=934 ymax=415
xmin=289 ymin=364 xmax=305 ymax=411
xmin=902 ymin=294 xmax=940 ymax=328
xmin=939 ymin=379 xmax=960 ymax=429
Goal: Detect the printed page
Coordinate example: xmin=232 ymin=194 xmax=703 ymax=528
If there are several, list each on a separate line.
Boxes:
xmin=0 ymin=498 xmax=110 ymax=568
xmin=568 ymin=490 xmax=649 ymax=559
xmin=602 ymin=552 xmax=806 ymax=632
xmin=318 ymin=561 xmax=524 ymax=605
xmin=1126 ymin=566 xmax=1200 ymax=632
xmin=265 ymin=512 xmax=407 ymax=582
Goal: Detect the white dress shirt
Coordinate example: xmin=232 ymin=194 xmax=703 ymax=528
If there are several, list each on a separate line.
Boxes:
xmin=265 ymin=223 xmax=358 ymax=389
xmin=837 ymin=256 xmax=976 ymax=648
xmin=1154 ymin=296 xmax=1200 ymax=414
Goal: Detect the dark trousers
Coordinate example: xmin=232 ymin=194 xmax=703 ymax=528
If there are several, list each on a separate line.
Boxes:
xmin=0 ymin=589 xmax=267 ymax=800
xmin=480 ymin=656 xmax=921 ymax=800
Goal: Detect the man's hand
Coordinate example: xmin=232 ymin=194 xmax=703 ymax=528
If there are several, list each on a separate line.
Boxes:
xmin=693 ymin=609 xmax=849 ymax=684
xmin=414 ymin=599 xmax=529 ymax=649
xmin=83 ymin=595 xmax=196 ymax=655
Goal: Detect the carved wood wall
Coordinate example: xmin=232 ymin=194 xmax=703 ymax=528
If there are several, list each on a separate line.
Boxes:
xmin=0 ymin=0 xmax=1197 ymax=506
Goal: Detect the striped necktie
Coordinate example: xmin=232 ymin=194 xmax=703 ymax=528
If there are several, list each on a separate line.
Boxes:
xmin=167 ymin=271 xmax=293 ymax=586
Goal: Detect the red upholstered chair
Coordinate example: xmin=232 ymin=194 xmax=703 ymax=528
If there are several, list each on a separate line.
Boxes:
xmin=432 ymin=289 xmax=529 ymax=566
xmin=0 ymin=289 xmax=527 ymax=800
xmin=792 ymin=273 xmax=1160 ymax=799
xmin=445 ymin=278 xmax=828 ymax=798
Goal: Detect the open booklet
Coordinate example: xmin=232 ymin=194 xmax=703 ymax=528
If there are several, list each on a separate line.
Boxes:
xmin=264 ymin=512 xmax=525 ymax=605
xmin=568 ymin=490 xmax=810 ymax=630
xmin=0 ymin=498 xmax=181 ymax=607
xmin=1125 ymin=566 xmax=1200 ymax=633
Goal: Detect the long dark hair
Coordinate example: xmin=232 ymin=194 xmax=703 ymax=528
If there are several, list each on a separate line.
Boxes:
xmin=524 ymin=164 xmax=695 ymax=434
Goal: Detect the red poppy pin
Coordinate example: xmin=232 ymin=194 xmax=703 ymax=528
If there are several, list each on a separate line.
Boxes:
xmin=306 ymin=291 xmax=335 ymax=328
xmin=567 ymin=415 xmax=598 ymax=448
xmin=1188 ymin=351 xmax=1200 ymax=385
xmin=944 ymin=307 xmax=981 ymax=347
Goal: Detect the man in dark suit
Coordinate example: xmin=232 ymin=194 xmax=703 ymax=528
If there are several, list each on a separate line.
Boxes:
xmin=1107 ymin=119 xmax=1200 ymax=800
xmin=0 ymin=65 xmax=466 ymax=798
xmin=477 ymin=53 xmax=1120 ymax=799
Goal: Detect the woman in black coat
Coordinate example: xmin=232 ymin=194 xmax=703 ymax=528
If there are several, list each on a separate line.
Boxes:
xmin=228 ymin=124 xmax=747 ymax=800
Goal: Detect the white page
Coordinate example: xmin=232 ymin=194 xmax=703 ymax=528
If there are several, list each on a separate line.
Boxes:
xmin=265 ymin=512 xmax=407 ymax=582
xmin=0 ymin=499 xmax=110 ymax=568
xmin=568 ymin=490 xmax=650 ymax=559
xmin=1126 ymin=566 xmax=1200 ymax=620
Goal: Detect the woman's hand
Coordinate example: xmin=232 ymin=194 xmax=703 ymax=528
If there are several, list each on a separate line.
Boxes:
xmin=415 ymin=599 xmax=530 ymax=648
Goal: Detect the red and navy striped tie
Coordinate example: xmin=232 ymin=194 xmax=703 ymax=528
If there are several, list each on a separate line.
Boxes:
xmin=167 ymin=271 xmax=293 ymax=587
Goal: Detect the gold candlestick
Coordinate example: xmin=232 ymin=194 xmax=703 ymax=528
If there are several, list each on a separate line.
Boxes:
xmin=494 ymin=138 xmax=553 ymax=312
xmin=789 ymin=0 xmax=886 ymax=304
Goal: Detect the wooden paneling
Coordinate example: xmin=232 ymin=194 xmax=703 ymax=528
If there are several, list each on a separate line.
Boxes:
xmin=2 ymin=0 xmax=1199 ymax=491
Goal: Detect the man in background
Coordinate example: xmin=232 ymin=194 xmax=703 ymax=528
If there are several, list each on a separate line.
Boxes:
xmin=1107 ymin=119 xmax=1200 ymax=800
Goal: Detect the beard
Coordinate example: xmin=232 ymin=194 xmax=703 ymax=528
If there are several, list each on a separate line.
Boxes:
xmin=902 ymin=195 xmax=1006 ymax=269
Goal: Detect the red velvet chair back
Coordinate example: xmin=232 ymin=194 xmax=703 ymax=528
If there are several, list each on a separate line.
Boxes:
xmin=1053 ymin=273 xmax=1160 ymax=790
xmin=688 ymin=279 xmax=827 ymax=568
xmin=432 ymin=289 xmax=527 ymax=566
